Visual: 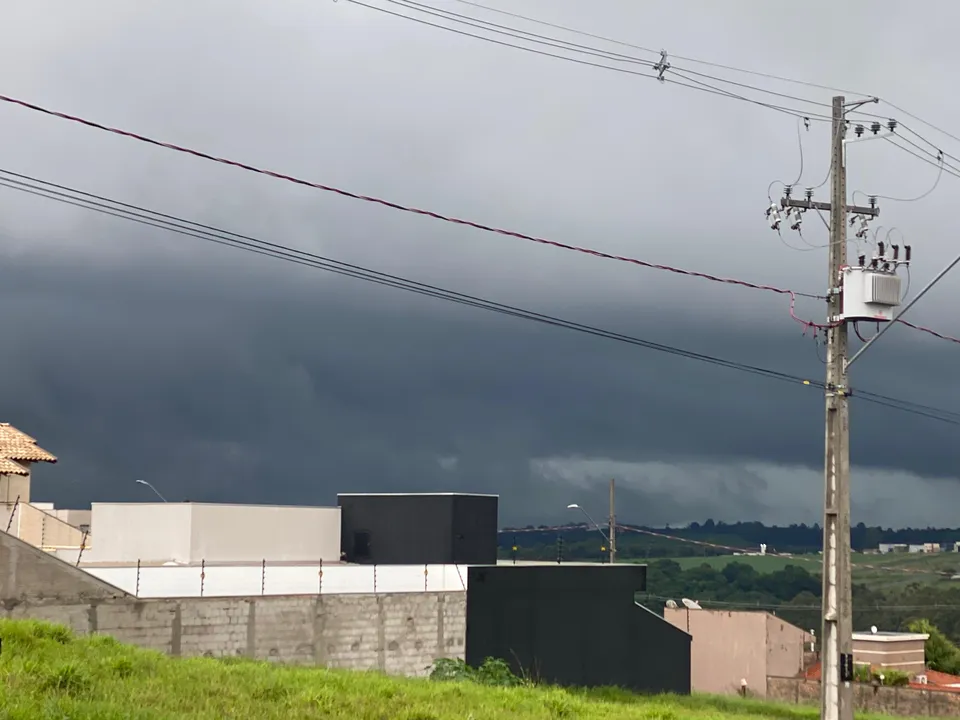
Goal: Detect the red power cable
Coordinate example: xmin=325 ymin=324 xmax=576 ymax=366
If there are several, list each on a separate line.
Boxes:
xmin=0 ymin=93 xmax=955 ymax=343
xmin=0 ymin=94 xmax=821 ymax=298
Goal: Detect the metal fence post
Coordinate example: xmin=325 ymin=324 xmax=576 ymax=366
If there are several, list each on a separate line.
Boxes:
xmin=424 ymin=564 xmax=428 ymax=591
xmin=5 ymin=495 xmax=19 ymax=533
xmin=261 ymin=559 xmax=266 ymax=596
xmin=75 ymin=532 xmax=88 ymax=567
xmin=318 ymin=558 xmax=323 ymax=594
xmin=373 ymin=564 xmax=377 ymax=593
xmin=136 ymin=559 xmax=141 ymax=598
xmin=200 ymin=559 xmax=206 ymax=597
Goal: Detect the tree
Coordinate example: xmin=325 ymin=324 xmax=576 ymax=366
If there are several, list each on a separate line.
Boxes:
xmin=907 ymin=619 xmax=960 ymax=674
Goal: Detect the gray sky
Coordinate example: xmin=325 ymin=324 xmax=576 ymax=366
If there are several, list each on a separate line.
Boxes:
xmin=1 ymin=0 xmax=959 ymax=528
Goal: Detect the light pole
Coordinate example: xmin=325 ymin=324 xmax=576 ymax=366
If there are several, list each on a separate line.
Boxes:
xmin=135 ymin=479 xmax=167 ymax=502
xmin=567 ymin=503 xmax=611 ymax=561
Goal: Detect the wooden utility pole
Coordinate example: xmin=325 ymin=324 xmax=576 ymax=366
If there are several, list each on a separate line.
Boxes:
xmin=608 ymin=478 xmax=616 ymax=564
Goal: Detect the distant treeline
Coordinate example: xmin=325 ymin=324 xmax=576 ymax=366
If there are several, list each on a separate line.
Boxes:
xmin=498 ymin=520 xmax=960 ymax=561
xmin=639 ymin=559 xmax=960 ymax=646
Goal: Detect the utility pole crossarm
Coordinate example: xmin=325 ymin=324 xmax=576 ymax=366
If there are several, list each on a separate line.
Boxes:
xmin=780 ymin=198 xmax=879 ymax=217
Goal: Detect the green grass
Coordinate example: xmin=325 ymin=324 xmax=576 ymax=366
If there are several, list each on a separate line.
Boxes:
xmin=673 ymin=552 xmax=960 ymax=589
xmin=0 ymin=618 xmax=926 ymax=719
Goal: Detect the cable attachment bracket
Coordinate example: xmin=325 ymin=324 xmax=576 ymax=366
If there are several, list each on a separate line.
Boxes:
xmin=653 ymin=50 xmax=670 ymax=82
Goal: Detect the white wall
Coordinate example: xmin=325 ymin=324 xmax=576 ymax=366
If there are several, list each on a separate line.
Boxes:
xmin=86 ymin=503 xmax=193 ymax=563
xmin=188 ymin=504 xmax=340 ymax=563
xmin=86 ymin=502 xmax=341 ymax=565
xmin=85 ymin=562 xmax=468 ymax=598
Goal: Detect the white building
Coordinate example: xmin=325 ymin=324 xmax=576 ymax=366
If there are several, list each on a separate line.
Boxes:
xmin=83 ymin=501 xmax=341 ymax=565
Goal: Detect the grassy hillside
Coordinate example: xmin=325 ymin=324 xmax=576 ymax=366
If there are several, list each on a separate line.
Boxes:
xmin=672 ymin=552 xmax=959 ymax=590
xmin=0 ymin=618 xmax=919 ymax=720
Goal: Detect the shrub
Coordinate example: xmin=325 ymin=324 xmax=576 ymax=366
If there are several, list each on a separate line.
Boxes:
xmin=428 ymin=657 xmax=524 ymax=687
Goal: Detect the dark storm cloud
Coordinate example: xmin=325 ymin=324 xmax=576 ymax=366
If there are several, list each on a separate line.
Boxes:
xmin=2 ymin=248 xmax=955 ymax=525
xmin=2 ymin=0 xmax=960 ymax=527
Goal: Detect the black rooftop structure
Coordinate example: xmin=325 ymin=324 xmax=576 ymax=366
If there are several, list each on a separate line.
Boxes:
xmin=337 ymin=492 xmax=498 ymax=565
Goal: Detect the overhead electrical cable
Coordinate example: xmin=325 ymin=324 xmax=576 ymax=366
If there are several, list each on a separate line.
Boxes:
xmin=0 ymin=167 xmax=956 ymax=427
xmin=379 ymin=0 xmax=838 ymax=115
xmin=1 ymin=92 xmax=956 ymax=343
xmin=387 ymin=0 xmax=960 ymax=160
xmin=338 ymin=0 xmax=835 ymax=122
xmin=0 ymin=92 xmax=825 ymax=307
xmin=447 ymin=0 xmax=873 ymax=99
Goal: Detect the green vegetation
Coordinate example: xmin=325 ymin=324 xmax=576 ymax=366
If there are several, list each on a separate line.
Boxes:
xmin=907 ymin=619 xmax=960 ymax=674
xmin=501 ymin=520 xmax=960 ymax=562
xmin=0 ymin=618 xmax=920 ymax=719
xmin=664 ymin=550 xmax=959 ymax=590
xmin=640 ymin=559 xmax=960 ymax=646
xmin=853 ymin=664 xmax=910 ymax=687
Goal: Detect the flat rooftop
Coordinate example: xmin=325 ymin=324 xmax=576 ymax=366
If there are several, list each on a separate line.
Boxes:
xmin=337 ymin=492 xmax=498 ymax=498
xmin=853 ymin=631 xmax=929 ymax=642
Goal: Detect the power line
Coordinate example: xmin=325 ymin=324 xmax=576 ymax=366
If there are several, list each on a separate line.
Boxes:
xmin=448 ymin=0 xmax=873 ymax=99
xmin=880 ymin=100 xmax=960 ymax=150
xmin=377 ymin=0 xmax=838 ymax=116
xmin=366 ymin=0 xmax=960 ymax=200
xmin=363 ymin=0 xmax=960 ymax=197
xmin=1 ymin=167 xmax=955 ymax=426
xmin=0 ymin=170 xmax=822 ymax=386
xmin=2 ymin=91 xmax=958 ymax=346
xmin=504 ymin=521 xmax=960 ymax=578
xmin=342 ymin=0 xmax=837 ymax=122
xmin=615 ymin=524 xmax=957 ymax=577
xmin=0 ymin=92 xmax=829 ymax=308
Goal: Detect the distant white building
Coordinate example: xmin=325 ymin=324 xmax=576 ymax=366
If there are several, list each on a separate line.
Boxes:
xmin=878 ymin=543 xmax=908 ymax=554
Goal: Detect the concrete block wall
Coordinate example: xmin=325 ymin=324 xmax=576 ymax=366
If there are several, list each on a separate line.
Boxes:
xmin=768 ymin=676 xmax=960 ymax=717
xmin=0 ymin=527 xmax=127 ymax=604
xmin=5 ymin=592 xmax=466 ymax=677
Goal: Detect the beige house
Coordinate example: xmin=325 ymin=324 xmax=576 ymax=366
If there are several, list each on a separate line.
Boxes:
xmin=853 ymin=631 xmax=928 ymax=673
xmin=0 ymin=423 xmax=87 ymax=550
xmin=0 ymin=422 xmax=57 ymax=504
xmin=665 ymin=606 xmax=813 ymax=696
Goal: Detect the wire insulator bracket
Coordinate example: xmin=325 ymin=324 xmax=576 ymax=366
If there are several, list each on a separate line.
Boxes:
xmin=653 ymin=50 xmax=670 ymax=82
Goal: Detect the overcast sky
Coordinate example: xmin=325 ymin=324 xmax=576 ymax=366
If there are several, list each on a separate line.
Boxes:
xmin=1 ymin=0 xmax=959 ymax=528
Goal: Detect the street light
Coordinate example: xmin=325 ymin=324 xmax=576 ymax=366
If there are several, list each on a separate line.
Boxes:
xmin=566 ymin=503 xmax=610 ymax=545
xmin=135 ymin=479 xmax=167 ymax=502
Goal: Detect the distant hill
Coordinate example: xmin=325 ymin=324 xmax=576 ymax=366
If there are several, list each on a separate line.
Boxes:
xmin=498 ymin=520 xmax=960 ymax=561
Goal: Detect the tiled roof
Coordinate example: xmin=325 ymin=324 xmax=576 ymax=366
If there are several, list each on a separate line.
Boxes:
xmin=924 ymin=669 xmax=960 ymax=687
xmin=804 ymin=662 xmax=960 ymax=693
xmin=0 ymin=457 xmax=28 ymax=475
xmin=0 ymin=423 xmax=56 ymax=471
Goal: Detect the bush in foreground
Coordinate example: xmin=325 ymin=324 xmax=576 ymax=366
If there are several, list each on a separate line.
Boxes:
xmin=0 ymin=619 xmax=914 ymax=719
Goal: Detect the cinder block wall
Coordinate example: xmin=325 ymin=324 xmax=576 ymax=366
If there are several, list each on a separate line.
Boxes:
xmin=5 ymin=592 xmax=466 ymax=676
xmin=1 ymin=529 xmax=465 ymax=677
xmin=0 ymin=526 xmax=126 ymax=603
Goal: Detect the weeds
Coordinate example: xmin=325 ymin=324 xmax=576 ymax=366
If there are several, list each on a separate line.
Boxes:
xmin=0 ymin=618 xmax=925 ymax=719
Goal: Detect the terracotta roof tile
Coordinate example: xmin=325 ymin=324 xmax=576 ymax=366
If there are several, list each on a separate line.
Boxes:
xmin=0 ymin=423 xmax=56 ymax=466
xmin=805 ymin=663 xmax=960 ymax=693
xmin=0 ymin=457 xmax=28 ymax=475
xmin=925 ymin=669 xmax=960 ymax=686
